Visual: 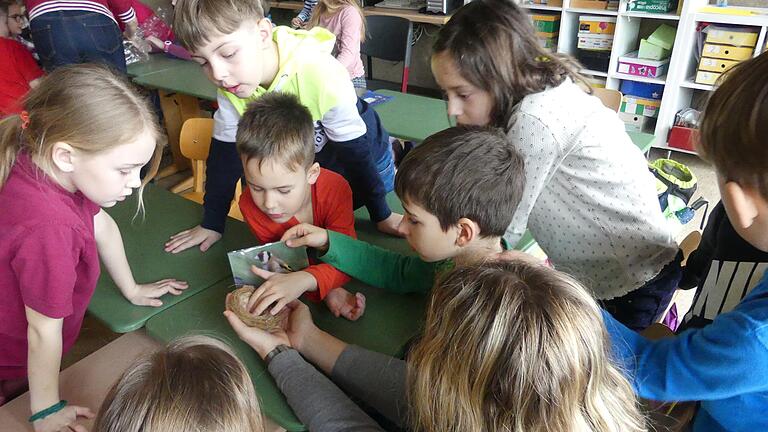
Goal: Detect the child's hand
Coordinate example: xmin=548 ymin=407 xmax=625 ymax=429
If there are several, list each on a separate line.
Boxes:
xmin=124 ymin=279 xmax=189 ymax=307
xmin=165 ymin=225 xmax=222 ymax=254
xmin=376 ymin=213 xmax=405 ymax=237
xmin=247 ymin=266 xmax=317 ymax=316
xmin=281 ymin=300 xmax=317 ymax=351
xmin=281 ymin=223 xmax=329 ymax=252
xmin=32 ymin=405 xmax=94 ymax=432
xmin=324 ymin=287 xmax=366 ymax=321
xmin=291 ymin=17 xmax=304 ymax=28
xmin=224 ymin=306 xmax=291 ymax=359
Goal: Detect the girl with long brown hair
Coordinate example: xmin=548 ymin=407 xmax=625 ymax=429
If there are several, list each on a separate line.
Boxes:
xmin=306 ymin=0 xmax=367 ymax=89
xmin=431 ymin=0 xmax=680 ymax=331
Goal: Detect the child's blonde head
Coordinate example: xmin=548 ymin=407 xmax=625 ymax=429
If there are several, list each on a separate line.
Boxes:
xmin=700 ymin=52 xmax=768 ymax=199
xmin=307 ymin=0 xmax=366 ymax=41
xmin=0 ymin=64 xmax=163 ymax=208
xmin=94 ymin=335 xmax=264 ymax=432
xmin=173 ymin=0 xmax=266 ymax=51
xmin=408 ymin=260 xmax=646 ymax=432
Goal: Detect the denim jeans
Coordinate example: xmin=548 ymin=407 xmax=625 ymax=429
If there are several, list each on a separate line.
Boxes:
xmin=375 ymin=146 xmax=395 ymax=193
xmin=30 ymin=11 xmax=126 ymax=73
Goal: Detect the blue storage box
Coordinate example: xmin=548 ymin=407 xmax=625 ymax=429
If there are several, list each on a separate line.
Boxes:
xmin=619 ymin=81 xmax=664 ymax=100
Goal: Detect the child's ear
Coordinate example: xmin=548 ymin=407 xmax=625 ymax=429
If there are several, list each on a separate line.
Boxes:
xmin=51 ymin=142 xmax=76 ymax=173
xmin=455 ymin=217 xmax=480 ymax=247
xmin=306 ymin=162 xmax=321 ymax=184
xmin=257 ymin=17 xmax=273 ymax=45
xmin=722 ymin=181 xmax=759 ymax=230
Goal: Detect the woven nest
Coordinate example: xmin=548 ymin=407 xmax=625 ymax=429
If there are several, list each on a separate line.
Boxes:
xmin=226 ymin=286 xmax=288 ymax=331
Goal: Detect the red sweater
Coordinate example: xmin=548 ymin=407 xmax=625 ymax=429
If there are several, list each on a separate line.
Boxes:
xmin=239 ymin=168 xmax=356 ymax=300
xmin=0 ymin=38 xmax=44 ymax=117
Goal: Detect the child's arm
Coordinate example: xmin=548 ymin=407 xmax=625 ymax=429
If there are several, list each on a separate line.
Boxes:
xmin=26 ymin=307 xmax=94 ymax=432
xmin=95 ymin=210 xmax=188 ymax=306
xmin=165 ymin=94 xmax=242 ymax=253
xmin=283 ymin=224 xmax=439 ymax=294
xmin=603 ymin=306 xmax=768 ymax=401
xmin=294 ymin=0 xmax=318 ymax=26
xmin=310 ymin=59 xmax=398 ymax=232
xmin=334 ymin=7 xmax=364 ymax=74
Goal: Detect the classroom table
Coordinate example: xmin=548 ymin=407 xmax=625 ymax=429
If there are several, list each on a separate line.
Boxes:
xmin=127 ymin=54 xmax=188 ymax=78
xmin=88 ymin=185 xmax=256 ymax=333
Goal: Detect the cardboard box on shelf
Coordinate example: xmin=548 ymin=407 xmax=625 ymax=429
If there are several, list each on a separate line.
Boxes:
xmin=578 ymin=16 xmax=616 ymax=34
xmin=619 ymin=111 xmax=652 ymax=132
xmin=617 ymin=51 xmax=669 ymax=78
xmin=705 ymin=26 xmax=759 ymax=48
xmin=695 ymin=70 xmax=721 ymax=85
xmin=620 ymin=95 xmax=660 ymax=118
xmin=638 ymin=39 xmax=670 ymax=60
xmin=698 ymin=57 xmax=740 ymax=73
xmin=577 ymin=33 xmax=614 ymax=50
xmin=531 ymin=14 xmax=561 ymax=33
xmin=701 ymin=43 xmax=754 ymax=61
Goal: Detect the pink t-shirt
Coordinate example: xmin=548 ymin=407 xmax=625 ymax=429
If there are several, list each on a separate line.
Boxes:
xmin=319 ymin=5 xmax=365 ymax=80
xmin=0 ymin=153 xmax=101 ymax=380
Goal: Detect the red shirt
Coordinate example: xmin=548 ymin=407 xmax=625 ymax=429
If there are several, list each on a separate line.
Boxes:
xmin=0 ymin=38 xmax=44 ymax=117
xmin=0 ymin=153 xmax=101 ymax=380
xmin=239 ymin=168 xmax=356 ymax=300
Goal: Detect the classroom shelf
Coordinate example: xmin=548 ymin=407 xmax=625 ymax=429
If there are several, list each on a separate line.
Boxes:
xmin=622 ymin=11 xmax=680 ymax=20
xmin=566 ymin=7 xmax=620 ymax=16
xmin=693 ymin=11 xmax=768 ymax=27
xmin=611 ymin=71 xmax=666 ymax=84
xmin=521 ymin=4 xmax=563 ymax=11
xmin=680 ymin=78 xmax=715 ymax=91
xmin=581 ymin=68 xmax=610 ymax=77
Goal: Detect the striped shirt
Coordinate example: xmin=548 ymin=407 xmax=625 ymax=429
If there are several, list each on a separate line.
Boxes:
xmin=296 ymin=0 xmax=318 ymax=22
xmin=26 ymin=0 xmax=135 ymax=24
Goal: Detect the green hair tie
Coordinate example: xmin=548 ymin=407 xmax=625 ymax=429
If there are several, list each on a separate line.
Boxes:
xmin=535 ymin=56 xmax=551 ymax=62
xmin=29 ymin=400 xmax=67 ymax=423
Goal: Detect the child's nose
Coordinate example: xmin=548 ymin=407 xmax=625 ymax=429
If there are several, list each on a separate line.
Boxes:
xmin=446 ymin=98 xmax=462 ymax=117
xmin=396 ymin=218 xmax=409 ymax=236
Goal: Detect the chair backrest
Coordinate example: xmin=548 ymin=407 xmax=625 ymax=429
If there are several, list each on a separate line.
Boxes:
xmin=179 ymin=118 xmax=214 ymax=193
xmin=361 ymin=15 xmax=410 ymax=62
xmin=592 ymin=88 xmax=623 ymax=112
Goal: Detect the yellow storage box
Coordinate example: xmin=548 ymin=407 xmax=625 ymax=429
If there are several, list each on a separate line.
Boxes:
xmin=698 ymin=57 xmax=740 ymax=73
xmin=705 ymin=26 xmax=758 ymax=48
xmin=695 ymin=70 xmax=721 ymax=86
xmin=578 ymin=16 xmax=616 ymax=35
xmin=701 ymin=43 xmax=754 ymax=61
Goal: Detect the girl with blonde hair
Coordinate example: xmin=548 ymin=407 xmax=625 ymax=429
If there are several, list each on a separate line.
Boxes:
xmin=306 ymin=0 xmax=367 ymax=89
xmin=226 ymin=260 xmax=646 ymax=431
xmin=94 ymin=336 xmax=264 ymax=432
xmin=0 ymin=64 xmax=187 ymax=432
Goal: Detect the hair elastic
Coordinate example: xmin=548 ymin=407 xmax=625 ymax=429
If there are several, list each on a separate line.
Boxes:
xmin=29 ymin=400 xmax=68 ymax=423
xmin=19 ymin=111 xmax=30 ymax=130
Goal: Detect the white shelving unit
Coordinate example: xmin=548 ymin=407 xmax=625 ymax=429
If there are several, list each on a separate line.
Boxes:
xmin=523 ymin=0 xmax=768 ymax=154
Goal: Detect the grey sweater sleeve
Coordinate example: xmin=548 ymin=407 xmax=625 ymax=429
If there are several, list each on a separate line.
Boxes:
xmin=330 ymin=345 xmax=408 ymax=428
xmin=268 ymin=349 xmax=383 ymax=432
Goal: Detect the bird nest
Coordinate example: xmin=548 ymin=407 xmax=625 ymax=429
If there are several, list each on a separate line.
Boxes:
xmin=226 ymin=286 xmax=288 ymax=331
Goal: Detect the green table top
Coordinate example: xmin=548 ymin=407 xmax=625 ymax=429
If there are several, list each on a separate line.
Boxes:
xmin=626 ymin=130 xmax=656 ymax=153
xmin=127 ymin=54 xmax=190 ymax=78
xmin=372 ymin=89 xmax=454 ymax=143
xmin=145 ymin=278 xmax=427 ymax=431
xmin=133 ymin=60 xmax=217 ymax=101
xmin=88 ymin=185 xmax=256 ymax=333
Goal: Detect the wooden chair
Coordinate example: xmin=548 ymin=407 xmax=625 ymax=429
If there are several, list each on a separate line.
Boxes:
xmin=592 ymin=88 xmax=623 ymax=112
xmin=175 ymin=118 xmax=244 ymax=221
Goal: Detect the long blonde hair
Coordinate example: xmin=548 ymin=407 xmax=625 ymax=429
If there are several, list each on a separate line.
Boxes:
xmin=94 ymin=335 xmax=264 ymax=432
xmin=307 ymin=0 xmax=366 ymax=41
xmin=0 ymin=64 xmax=163 ymax=211
xmin=408 ymin=260 xmax=646 ymax=432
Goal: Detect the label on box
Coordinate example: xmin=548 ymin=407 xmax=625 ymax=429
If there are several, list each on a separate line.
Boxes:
xmin=577 ymin=34 xmax=614 ymax=50
xmin=617 ymin=51 xmax=669 ymax=78
xmin=620 ymin=96 xmax=659 ymax=118
xmin=695 ymin=70 xmax=721 ymax=85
